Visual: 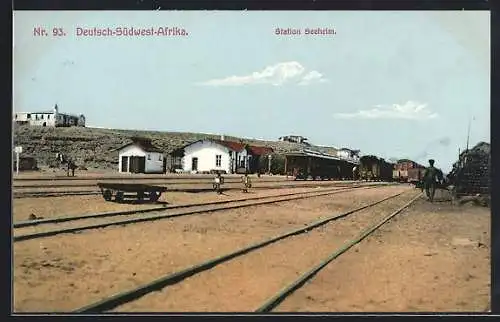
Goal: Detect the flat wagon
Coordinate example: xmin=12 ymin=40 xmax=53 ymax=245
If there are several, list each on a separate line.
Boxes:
xmin=97 ymin=182 xmax=168 ymax=203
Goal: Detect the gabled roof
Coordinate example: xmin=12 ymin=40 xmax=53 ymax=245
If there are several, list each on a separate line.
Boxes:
xmin=210 ymin=139 xmax=246 ymax=151
xmin=248 ymin=145 xmax=274 ymax=156
xmin=114 ymin=138 xmax=163 ymax=153
xmin=174 ymin=138 xmax=274 ymax=155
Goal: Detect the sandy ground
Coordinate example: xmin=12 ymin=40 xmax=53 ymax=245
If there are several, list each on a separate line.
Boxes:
xmin=13 ymin=186 xmax=346 ymax=223
xmin=112 ymin=189 xmax=419 ymax=312
xmin=12 ymin=186 xmax=354 ymax=237
xmin=13 ymin=185 xmax=407 ymax=312
xmin=275 ymin=197 xmax=490 ymax=312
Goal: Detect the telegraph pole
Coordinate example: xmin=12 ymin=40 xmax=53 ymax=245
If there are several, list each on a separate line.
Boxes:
xmin=14 ymin=146 xmax=22 ymax=175
xmin=465 ymin=116 xmax=474 ymax=164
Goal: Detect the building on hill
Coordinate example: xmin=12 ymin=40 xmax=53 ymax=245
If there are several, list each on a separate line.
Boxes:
xmin=13 ymin=104 xmax=85 ymax=127
xmin=115 ymin=137 xmax=165 ymax=174
xmin=279 ymin=135 xmax=309 ymax=144
xmin=169 ymin=136 xmax=273 ymax=174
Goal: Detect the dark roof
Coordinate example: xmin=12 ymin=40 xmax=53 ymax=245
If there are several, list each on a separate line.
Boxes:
xmin=248 ymin=145 xmax=274 ymax=156
xmin=115 ymin=139 xmax=163 ymax=153
xmin=211 ymin=139 xmax=246 ymax=151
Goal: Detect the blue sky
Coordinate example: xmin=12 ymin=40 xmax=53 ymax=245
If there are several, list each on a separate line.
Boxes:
xmin=13 ymin=11 xmax=489 ymax=172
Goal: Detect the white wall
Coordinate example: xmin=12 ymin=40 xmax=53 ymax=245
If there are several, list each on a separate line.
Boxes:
xmin=13 ymin=112 xmax=84 ymax=127
xmin=182 ymin=140 xmax=247 ymax=173
xmin=14 ymin=112 xmax=56 ymax=126
xmin=118 ymin=145 xmax=164 ymax=173
xmin=145 ymin=152 xmax=163 ymax=173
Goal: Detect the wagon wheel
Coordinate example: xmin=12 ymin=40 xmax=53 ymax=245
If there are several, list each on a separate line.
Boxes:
xmin=115 ymin=191 xmax=124 ymax=203
xmin=103 ymin=189 xmax=112 ymax=201
xmin=149 ymin=191 xmax=160 ymax=202
xmin=137 ymin=191 xmax=145 ymax=201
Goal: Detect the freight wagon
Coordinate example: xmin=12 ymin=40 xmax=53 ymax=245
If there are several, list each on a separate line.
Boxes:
xmin=286 ymin=151 xmax=357 ymax=181
xmin=407 ymin=168 xmax=425 ymax=184
xmin=393 ymin=169 xmax=408 ymax=182
xmin=393 ymin=159 xmax=425 ymax=182
xmin=358 ymin=156 xmax=393 ymax=182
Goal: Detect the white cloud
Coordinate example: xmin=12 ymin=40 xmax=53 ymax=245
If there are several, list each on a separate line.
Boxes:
xmin=298 ymin=70 xmax=329 ymax=86
xmin=199 ymin=61 xmax=328 ymax=87
xmin=333 ymin=101 xmax=439 ymax=120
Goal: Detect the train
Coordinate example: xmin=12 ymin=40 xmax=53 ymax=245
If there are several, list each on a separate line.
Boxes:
xmin=393 ymin=159 xmax=425 ymax=183
xmin=289 ymin=152 xmax=430 ymax=184
xmin=288 ymin=152 xmax=356 ymax=181
xmin=357 ymin=155 xmax=393 ymax=181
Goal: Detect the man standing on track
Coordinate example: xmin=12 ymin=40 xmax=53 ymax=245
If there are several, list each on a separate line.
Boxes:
xmin=423 ymin=159 xmax=439 ymax=202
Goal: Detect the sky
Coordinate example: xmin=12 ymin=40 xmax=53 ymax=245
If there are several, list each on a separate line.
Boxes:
xmin=13 ymin=11 xmax=490 ymax=173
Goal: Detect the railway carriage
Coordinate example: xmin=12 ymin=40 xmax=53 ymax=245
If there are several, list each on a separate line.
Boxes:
xmin=358 ymin=156 xmax=393 ymax=182
xmin=393 ymin=159 xmax=425 ymax=182
xmin=286 ymin=150 xmax=357 ymax=181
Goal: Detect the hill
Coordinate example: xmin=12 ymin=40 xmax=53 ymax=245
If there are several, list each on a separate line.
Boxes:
xmin=13 ymin=125 xmax=335 ymax=170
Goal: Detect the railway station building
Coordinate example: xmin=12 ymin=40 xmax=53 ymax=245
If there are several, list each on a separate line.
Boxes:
xmin=116 ymin=137 xmax=165 ymax=174
xmin=168 ymin=137 xmax=273 ymax=174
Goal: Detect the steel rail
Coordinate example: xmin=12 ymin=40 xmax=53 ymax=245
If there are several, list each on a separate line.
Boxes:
xmin=13 ymin=186 xmax=355 ymax=228
xmin=13 ymin=178 xmax=291 ymax=189
xmin=254 ymin=192 xmax=422 ymax=312
xmin=13 ymin=181 xmax=387 ymax=199
xmin=73 ymin=190 xmax=409 ymax=313
xmin=14 ymin=185 xmax=385 ymax=242
xmin=13 ymin=175 xmax=294 ymax=182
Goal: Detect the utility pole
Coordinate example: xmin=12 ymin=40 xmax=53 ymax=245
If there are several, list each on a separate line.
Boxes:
xmin=466 ymin=118 xmax=471 ymax=153
xmin=14 ymin=146 xmax=22 ymax=175
xmin=465 ymin=116 xmax=473 ymax=164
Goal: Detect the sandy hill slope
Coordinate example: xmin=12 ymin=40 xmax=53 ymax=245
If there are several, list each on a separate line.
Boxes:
xmin=13 ymin=125 xmax=334 ymax=170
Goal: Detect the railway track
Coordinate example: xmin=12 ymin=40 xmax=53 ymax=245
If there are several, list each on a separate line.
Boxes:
xmin=72 ymin=188 xmax=420 ymax=313
xmin=13 ymin=174 xmax=282 ymax=181
xmin=13 ymin=178 xmax=291 ymax=189
xmin=13 ymin=184 xmax=389 ymax=242
xmin=12 ymin=180 xmax=361 ymax=199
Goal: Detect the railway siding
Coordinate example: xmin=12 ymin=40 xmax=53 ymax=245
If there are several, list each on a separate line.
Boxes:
xmin=106 ymin=189 xmax=420 ymax=312
xmin=13 ymin=185 xmax=410 ymax=312
xmin=13 ymin=186 xmax=358 ymax=240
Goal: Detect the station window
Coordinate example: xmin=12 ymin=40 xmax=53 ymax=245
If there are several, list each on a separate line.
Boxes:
xmin=147 ymin=154 xmax=151 ymax=160
xmin=158 ymin=154 xmax=162 ymax=161
xmin=215 ymin=155 xmax=222 ymax=167
xmin=27 ymin=114 xmax=31 ymax=119
xmin=41 ymin=114 xmax=44 ymax=119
